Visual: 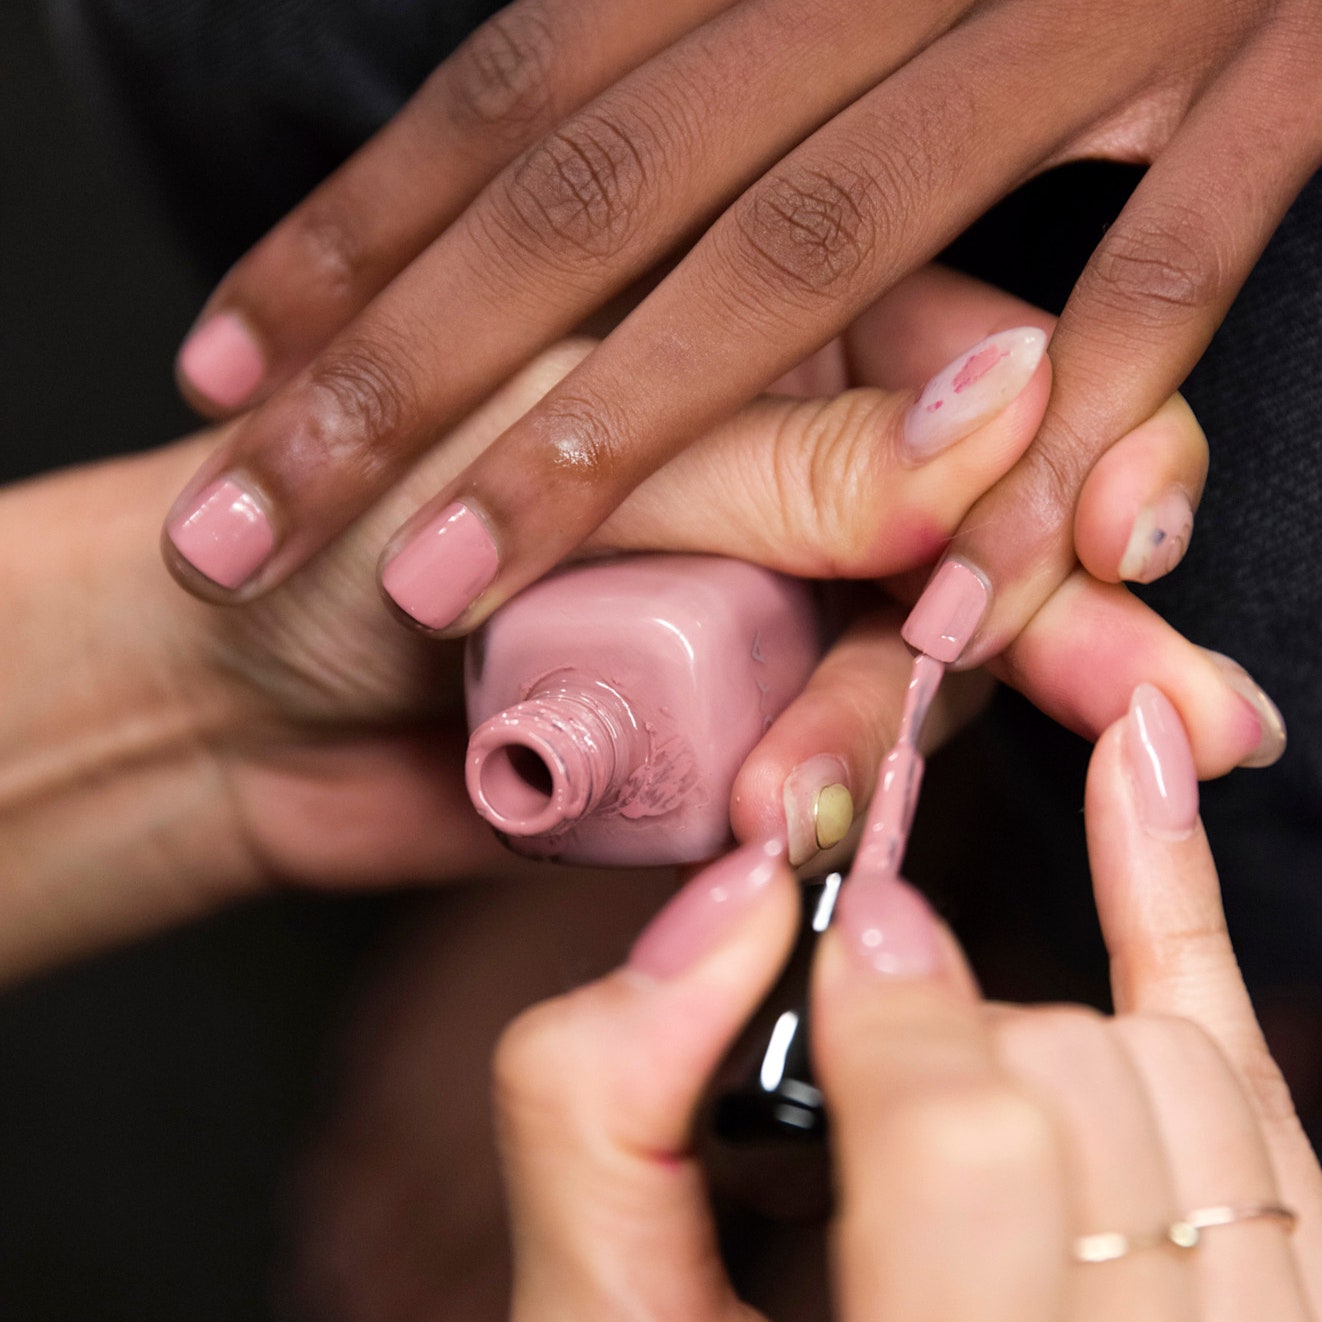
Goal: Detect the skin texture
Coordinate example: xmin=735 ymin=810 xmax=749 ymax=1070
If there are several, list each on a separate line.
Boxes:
xmin=168 ymin=0 xmax=1322 ymax=665
xmin=491 ymin=700 xmax=1322 ymax=1319
xmin=0 ymin=273 xmax=1267 ymax=982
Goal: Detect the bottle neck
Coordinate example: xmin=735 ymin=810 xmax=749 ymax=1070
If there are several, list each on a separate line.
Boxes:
xmin=466 ymin=681 xmax=640 ymax=837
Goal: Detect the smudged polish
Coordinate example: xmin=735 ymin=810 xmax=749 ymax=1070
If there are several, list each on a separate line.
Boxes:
xmin=1125 ymin=684 xmax=1198 ymax=838
xmin=901 ymin=327 xmax=1047 ymax=462
xmin=1119 ymin=487 xmax=1195 ymax=584
xmin=901 ymin=559 xmax=990 ymax=663
xmin=166 ymin=476 xmax=275 ymax=590
xmin=382 ymin=501 xmax=499 ymax=631
xmin=1202 ymin=650 xmax=1287 ymax=769
xmin=177 ymin=311 xmax=266 ymax=410
xmin=782 ymin=755 xmax=853 ymax=865
xmin=835 ymin=875 xmax=940 ymax=977
xmin=628 ymin=839 xmax=786 ymax=980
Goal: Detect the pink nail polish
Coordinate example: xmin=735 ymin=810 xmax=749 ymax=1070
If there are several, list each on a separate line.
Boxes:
xmin=628 ymin=839 xmax=786 ymax=980
xmin=382 ymin=502 xmax=500 ymax=630
xmin=166 ymin=476 xmax=276 ymax=590
xmin=901 ymin=327 xmax=1047 ymax=462
xmin=1125 ymin=684 xmax=1198 ymax=838
xmin=465 ymin=555 xmax=820 ymax=865
xmin=1118 ymin=487 xmax=1194 ymax=584
xmin=782 ymin=754 xmax=852 ymax=866
xmin=900 ymin=559 xmax=990 ymax=663
xmin=178 ymin=311 xmax=266 ymax=410
xmin=836 ymin=876 xmax=940 ymax=977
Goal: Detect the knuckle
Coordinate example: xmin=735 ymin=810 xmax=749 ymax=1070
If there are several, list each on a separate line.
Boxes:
xmin=727 ymin=159 xmax=881 ymax=310
xmin=528 ymin=388 xmax=632 ymax=486
xmin=1086 ymin=202 xmax=1231 ymax=327
xmin=491 ymin=999 xmax=578 ymax=1141
xmin=309 ymin=331 xmax=424 ymax=468
xmin=444 ymin=5 xmax=558 ymax=138
xmin=286 ymin=201 xmax=369 ymax=304
xmin=498 ymin=108 xmax=660 ymax=263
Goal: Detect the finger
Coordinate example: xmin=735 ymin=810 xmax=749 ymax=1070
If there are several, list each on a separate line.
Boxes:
xmin=162 ymin=0 xmax=982 ymax=600
xmin=1084 ymin=690 xmax=1322 ymax=1287
xmin=1074 ymin=394 xmax=1207 ymax=586
xmin=929 ymin=32 xmax=1322 ymax=669
xmin=497 ymin=840 xmax=796 ymax=1320
xmin=728 ymin=607 xmax=993 ymax=866
xmin=176 ymin=0 xmax=731 ymax=414
xmin=812 ymin=879 xmax=1067 ymax=1319
xmin=994 ymin=1009 xmax=1195 ymax=1320
xmin=1116 ymin=1016 xmax=1312 ymax=1322
xmin=990 ymin=570 xmax=1286 ymax=776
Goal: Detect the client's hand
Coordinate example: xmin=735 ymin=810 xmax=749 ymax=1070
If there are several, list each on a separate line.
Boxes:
xmin=494 ymin=687 xmax=1321 ymax=1318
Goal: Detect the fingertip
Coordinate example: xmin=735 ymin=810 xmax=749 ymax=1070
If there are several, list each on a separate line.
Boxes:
xmin=177 ymin=310 xmax=267 ymax=416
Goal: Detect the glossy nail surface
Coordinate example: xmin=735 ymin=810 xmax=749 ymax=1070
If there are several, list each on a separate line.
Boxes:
xmin=836 ymin=876 xmax=940 ymax=977
xmin=1119 ymin=487 xmax=1194 ymax=584
xmin=1203 ymin=650 xmax=1287 ymax=769
xmin=166 ymin=476 xmax=275 ymax=590
xmin=1125 ymin=684 xmax=1198 ymax=838
xmin=628 ymin=839 xmax=786 ymax=980
xmin=177 ymin=311 xmax=265 ymax=410
xmin=901 ymin=559 xmax=990 ymax=663
xmin=382 ymin=502 xmax=499 ymax=630
xmin=901 ymin=327 xmax=1047 ymax=462
xmin=782 ymin=754 xmax=852 ymax=865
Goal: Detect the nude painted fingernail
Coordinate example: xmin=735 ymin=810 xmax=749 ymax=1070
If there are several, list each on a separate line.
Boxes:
xmin=1119 ymin=487 xmax=1195 ymax=583
xmin=381 ymin=502 xmax=499 ymax=631
xmin=1125 ymin=684 xmax=1198 ymax=838
xmin=901 ymin=327 xmax=1047 ymax=462
xmin=1202 ymin=650 xmax=1287 ymax=769
xmin=836 ymin=876 xmax=940 ymax=977
xmin=628 ymin=839 xmax=786 ymax=980
xmin=782 ymin=755 xmax=853 ymax=866
xmin=166 ymin=476 xmax=276 ymax=590
xmin=901 ymin=559 xmax=990 ymax=663
xmin=178 ymin=311 xmax=266 ymax=410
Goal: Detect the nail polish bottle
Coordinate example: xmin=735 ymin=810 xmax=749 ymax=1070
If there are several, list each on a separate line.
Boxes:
xmin=699 ymin=872 xmax=837 ymax=1223
xmin=465 ymin=555 xmax=819 ymax=866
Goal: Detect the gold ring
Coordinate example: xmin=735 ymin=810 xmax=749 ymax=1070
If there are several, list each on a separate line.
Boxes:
xmin=1073 ymin=1202 xmax=1296 ymax=1263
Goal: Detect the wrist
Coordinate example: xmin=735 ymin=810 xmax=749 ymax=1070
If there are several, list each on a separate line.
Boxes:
xmin=0 ymin=438 xmax=257 ymax=981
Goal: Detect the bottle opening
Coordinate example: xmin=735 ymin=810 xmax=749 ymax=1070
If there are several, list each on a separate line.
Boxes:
xmin=478 ymin=741 xmax=558 ymax=828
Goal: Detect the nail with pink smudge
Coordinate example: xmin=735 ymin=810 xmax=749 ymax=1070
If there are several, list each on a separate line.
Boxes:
xmin=900 ymin=327 xmax=1047 ymax=463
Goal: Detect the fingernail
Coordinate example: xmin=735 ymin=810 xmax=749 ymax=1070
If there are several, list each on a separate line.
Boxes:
xmin=836 ymin=876 xmax=940 ymax=977
xmin=166 ymin=476 xmax=276 ymax=590
xmin=1118 ymin=487 xmax=1194 ymax=583
xmin=381 ymin=501 xmax=499 ymax=631
xmin=1125 ymin=683 xmax=1198 ymax=838
xmin=900 ymin=558 xmax=990 ymax=663
xmin=628 ymin=839 xmax=786 ymax=980
xmin=1202 ymin=650 xmax=1287 ymax=769
xmin=901 ymin=327 xmax=1047 ymax=462
xmin=178 ymin=311 xmax=266 ymax=410
xmin=782 ymin=755 xmax=853 ymax=865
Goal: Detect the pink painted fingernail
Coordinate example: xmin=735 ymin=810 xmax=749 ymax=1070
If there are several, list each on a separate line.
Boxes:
xmin=166 ymin=476 xmax=276 ymax=590
xmin=836 ymin=876 xmax=940 ymax=977
xmin=782 ymin=754 xmax=854 ymax=866
xmin=1202 ymin=650 xmax=1287 ymax=769
xmin=381 ymin=502 xmax=499 ymax=631
xmin=1119 ymin=487 xmax=1195 ymax=584
xmin=901 ymin=559 xmax=990 ymax=663
xmin=901 ymin=327 xmax=1047 ymax=462
xmin=1125 ymin=684 xmax=1198 ymax=838
xmin=628 ymin=839 xmax=786 ymax=980
xmin=178 ymin=311 xmax=266 ymax=410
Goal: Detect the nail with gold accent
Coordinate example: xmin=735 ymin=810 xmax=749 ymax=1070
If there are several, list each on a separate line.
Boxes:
xmin=783 ymin=755 xmax=854 ymax=866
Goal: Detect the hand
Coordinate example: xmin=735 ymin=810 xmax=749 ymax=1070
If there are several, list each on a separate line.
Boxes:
xmin=164 ymin=0 xmax=1320 ymax=657
xmin=1 ymin=269 xmax=1275 ymax=979
xmin=493 ymin=688 xmax=1322 ymax=1317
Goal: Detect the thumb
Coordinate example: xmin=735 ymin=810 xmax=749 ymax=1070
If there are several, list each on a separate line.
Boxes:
xmin=496 ymin=840 xmax=797 ymax=1322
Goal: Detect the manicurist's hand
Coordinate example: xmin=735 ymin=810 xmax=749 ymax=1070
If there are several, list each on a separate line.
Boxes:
xmin=494 ymin=690 xmax=1322 ymax=1319
xmin=2 ymin=269 xmax=1278 ymax=979
xmin=164 ymin=0 xmax=1321 ymax=656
